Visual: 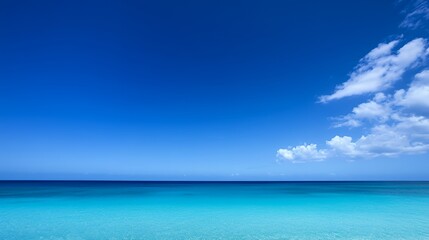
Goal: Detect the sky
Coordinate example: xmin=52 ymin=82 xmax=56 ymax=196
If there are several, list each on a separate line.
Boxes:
xmin=1 ymin=0 xmax=429 ymax=180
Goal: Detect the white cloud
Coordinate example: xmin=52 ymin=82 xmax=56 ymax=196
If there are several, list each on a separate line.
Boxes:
xmin=333 ymin=116 xmax=362 ymax=128
xmin=277 ymin=1 xmax=429 ymax=162
xmin=355 ymin=124 xmax=429 ymax=156
xmin=279 ymin=68 xmax=429 ymax=162
xmin=319 ymin=38 xmax=427 ymax=102
xmin=395 ymin=70 xmax=429 ymax=109
xmin=373 ymin=92 xmax=387 ymax=102
xmin=394 ymin=114 xmax=429 ymax=139
xmin=279 ymin=119 xmax=429 ymax=162
xmin=352 ymin=100 xmax=390 ymax=120
xmin=332 ymin=70 xmax=429 ymax=157
xmin=366 ymin=40 xmax=400 ymax=60
xmin=277 ymin=144 xmax=327 ymax=162
xmin=326 ymin=136 xmax=359 ymax=157
xmin=277 ymin=149 xmax=294 ymax=160
xmin=334 ymin=93 xmax=391 ymax=128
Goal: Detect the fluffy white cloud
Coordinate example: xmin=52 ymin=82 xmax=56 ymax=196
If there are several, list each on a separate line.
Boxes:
xmin=326 ymin=136 xmax=359 ymax=157
xmin=279 ymin=118 xmax=429 ymax=162
xmin=334 ymin=93 xmax=391 ymax=128
xmin=344 ymin=124 xmax=429 ymax=157
xmin=320 ymin=38 xmax=427 ymax=102
xmin=395 ymin=70 xmax=429 ymax=109
xmin=352 ymin=100 xmax=390 ymax=120
xmin=277 ymin=144 xmax=327 ymax=162
xmin=357 ymin=124 xmax=429 ymax=155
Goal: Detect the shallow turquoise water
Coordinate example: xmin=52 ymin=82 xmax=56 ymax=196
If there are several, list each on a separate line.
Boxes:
xmin=1 ymin=181 xmax=429 ymax=239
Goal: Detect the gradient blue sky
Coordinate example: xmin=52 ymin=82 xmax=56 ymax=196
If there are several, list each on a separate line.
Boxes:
xmin=1 ymin=0 xmax=429 ymax=180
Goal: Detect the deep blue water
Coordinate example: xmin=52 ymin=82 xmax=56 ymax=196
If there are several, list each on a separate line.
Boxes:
xmin=1 ymin=181 xmax=429 ymax=239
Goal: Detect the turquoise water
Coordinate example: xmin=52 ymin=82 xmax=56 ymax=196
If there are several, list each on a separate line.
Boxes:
xmin=1 ymin=182 xmax=429 ymax=239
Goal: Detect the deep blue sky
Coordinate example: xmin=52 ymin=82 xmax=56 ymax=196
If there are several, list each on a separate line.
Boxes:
xmin=1 ymin=0 xmax=428 ymax=180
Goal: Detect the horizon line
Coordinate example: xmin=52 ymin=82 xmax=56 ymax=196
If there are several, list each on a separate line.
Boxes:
xmin=1 ymin=180 xmax=428 ymax=182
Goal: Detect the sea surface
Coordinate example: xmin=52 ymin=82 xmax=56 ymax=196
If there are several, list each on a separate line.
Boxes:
xmin=1 ymin=181 xmax=429 ymax=240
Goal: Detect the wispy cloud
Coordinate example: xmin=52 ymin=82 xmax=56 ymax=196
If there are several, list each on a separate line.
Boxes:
xmin=400 ymin=0 xmax=429 ymax=29
xmin=319 ymin=38 xmax=427 ymax=103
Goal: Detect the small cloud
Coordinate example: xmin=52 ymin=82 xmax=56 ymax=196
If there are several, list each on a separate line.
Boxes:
xmin=333 ymin=116 xmax=362 ymax=128
xmin=277 ymin=144 xmax=327 ymax=163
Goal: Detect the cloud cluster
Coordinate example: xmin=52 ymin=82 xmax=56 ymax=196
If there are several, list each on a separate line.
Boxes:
xmin=278 ymin=38 xmax=429 ymax=162
xmin=327 ymin=122 xmax=429 ymax=158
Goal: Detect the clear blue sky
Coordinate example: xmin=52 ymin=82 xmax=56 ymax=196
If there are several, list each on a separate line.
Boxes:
xmin=1 ymin=0 xmax=429 ymax=180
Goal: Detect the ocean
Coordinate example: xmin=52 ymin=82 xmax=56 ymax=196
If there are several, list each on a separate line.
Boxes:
xmin=1 ymin=181 xmax=428 ymax=239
